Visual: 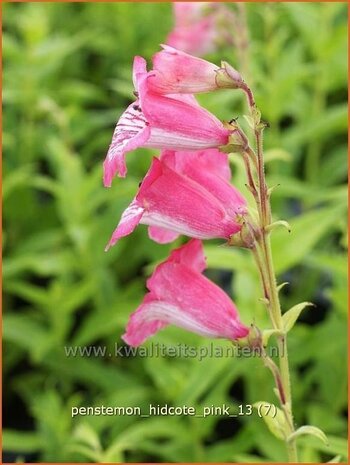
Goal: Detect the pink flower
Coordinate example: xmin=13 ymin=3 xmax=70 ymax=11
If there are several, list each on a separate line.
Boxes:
xmin=166 ymin=2 xmax=234 ymax=57
xmin=167 ymin=19 xmax=217 ymax=57
xmin=106 ymin=149 xmax=247 ymax=249
xmin=148 ymin=45 xmax=243 ymax=94
xmin=103 ymin=56 xmax=230 ymax=186
xmin=173 ymin=2 xmax=210 ymax=27
xmin=122 ymin=239 xmax=250 ymax=346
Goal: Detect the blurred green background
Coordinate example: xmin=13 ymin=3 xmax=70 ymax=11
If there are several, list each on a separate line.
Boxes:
xmin=3 ymin=2 xmax=347 ymax=463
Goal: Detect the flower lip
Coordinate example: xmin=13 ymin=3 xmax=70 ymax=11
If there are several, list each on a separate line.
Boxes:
xmin=106 ymin=150 xmax=247 ymax=248
xmin=103 ymin=55 xmax=232 ymax=186
xmin=103 ymin=100 xmax=151 ymax=186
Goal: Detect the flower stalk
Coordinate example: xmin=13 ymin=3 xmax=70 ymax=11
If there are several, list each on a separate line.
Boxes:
xmin=239 ymin=85 xmax=299 ymax=462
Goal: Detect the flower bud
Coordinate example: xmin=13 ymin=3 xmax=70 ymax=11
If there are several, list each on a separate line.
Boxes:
xmin=215 ymin=61 xmax=243 ymax=89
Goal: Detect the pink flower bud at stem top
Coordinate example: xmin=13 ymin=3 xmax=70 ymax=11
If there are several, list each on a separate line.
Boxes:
xmin=149 ymin=46 xmax=244 ymax=94
xmin=215 ymin=61 xmax=244 ymax=89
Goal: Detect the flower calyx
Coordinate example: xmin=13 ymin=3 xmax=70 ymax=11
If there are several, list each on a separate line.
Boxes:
xmin=219 ymin=122 xmax=249 ymax=154
xmin=228 ymin=214 xmax=257 ymax=249
xmin=215 ymin=61 xmax=243 ymax=89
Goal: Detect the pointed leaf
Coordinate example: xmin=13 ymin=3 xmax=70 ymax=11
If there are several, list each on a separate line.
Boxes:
xmin=72 ymin=423 xmax=101 ymax=452
xmin=288 ymin=425 xmax=329 ymax=446
xmin=328 ymin=456 xmax=342 ymax=463
xmin=282 ymin=302 xmax=314 ymax=332
xmin=3 ymin=429 xmax=42 ymax=453
xmin=272 ymin=204 xmax=346 ymax=274
xmin=253 ymin=401 xmax=286 ymax=440
xmin=277 ymin=282 xmax=289 ymax=293
xmin=264 ymin=148 xmax=292 ymax=163
xmin=267 ymin=220 xmax=291 ymax=233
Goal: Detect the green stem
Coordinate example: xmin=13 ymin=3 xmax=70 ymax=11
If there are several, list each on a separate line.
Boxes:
xmin=242 ymin=87 xmax=298 ymax=462
xmin=259 ymin=154 xmax=298 ymax=462
xmin=258 ymin=151 xmax=298 ymax=463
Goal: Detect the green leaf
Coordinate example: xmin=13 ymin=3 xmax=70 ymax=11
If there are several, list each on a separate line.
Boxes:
xmin=308 ymin=435 xmax=348 ymax=459
xmin=267 ymin=220 xmax=291 ymax=233
xmin=288 ymin=425 xmax=329 ymax=446
xmin=264 ymin=148 xmax=292 ymax=163
xmin=282 ymin=302 xmax=314 ymax=332
xmin=284 ymin=104 xmax=347 ymax=148
xmin=72 ymin=423 xmax=101 ymax=452
xmin=3 ymin=429 xmax=42 ymax=453
xmin=328 ymin=455 xmax=342 ymax=463
xmin=253 ymin=402 xmax=286 ymax=440
xmin=3 ymin=251 xmax=77 ymax=279
xmin=268 ymin=175 xmax=347 ymax=205
xmin=277 ymin=282 xmax=289 ymax=293
xmin=204 ymin=245 xmax=254 ymax=272
xmin=102 ymin=418 xmax=184 ymax=462
xmin=176 ymin=347 xmax=240 ymax=405
xmin=272 ymin=204 xmax=346 ymax=274
xmin=66 ymin=444 xmax=102 ymax=463
xmin=3 ymin=314 xmax=54 ymax=362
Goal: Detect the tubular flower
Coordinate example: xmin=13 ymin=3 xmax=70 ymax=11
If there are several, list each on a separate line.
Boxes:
xmin=166 ymin=2 xmax=235 ymax=57
xmin=148 ymin=45 xmax=243 ymax=94
xmin=105 ymin=149 xmax=247 ymax=249
xmin=122 ymin=239 xmax=250 ymax=346
xmin=103 ymin=56 xmax=230 ymax=186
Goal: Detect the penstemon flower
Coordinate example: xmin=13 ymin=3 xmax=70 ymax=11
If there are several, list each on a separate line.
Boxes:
xmin=122 ymin=239 xmax=249 ymax=346
xmin=148 ymin=45 xmax=243 ymax=94
xmin=166 ymin=3 xmax=218 ymax=56
xmin=105 ymin=149 xmax=247 ymax=249
xmin=166 ymin=2 xmax=235 ymax=57
xmin=103 ymin=56 xmax=232 ymax=186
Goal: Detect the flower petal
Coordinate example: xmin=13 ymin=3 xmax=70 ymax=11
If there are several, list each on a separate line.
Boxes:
xmin=149 ymin=45 xmax=220 ymax=94
xmin=161 ymin=148 xmax=231 ymax=181
xmin=105 ymin=199 xmax=144 ymax=250
xmin=123 ymin=300 xmax=216 ymax=347
xmin=167 ymin=19 xmax=217 ymax=56
xmin=160 ymin=150 xmax=246 ymax=217
xmin=173 ymin=2 xmax=204 ymax=26
xmin=124 ymin=240 xmax=250 ymax=346
xmin=103 ymin=101 xmax=151 ymax=186
xmin=139 ymin=77 xmax=229 ymax=147
xmin=122 ymin=294 xmax=168 ymax=347
xmin=148 ymin=226 xmax=180 ymax=244
xmin=147 ymin=248 xmax=249 ymax=339
xmin=132 ymin=55 xmax=147 ymax=89
xmin=167 ymin=238 xmax=206 ymax=273
xmin=137 ymin=158 xmax=239 ymax=240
